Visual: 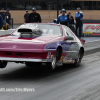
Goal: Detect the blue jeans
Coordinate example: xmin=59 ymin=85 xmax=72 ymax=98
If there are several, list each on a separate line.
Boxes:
xmin=3 ymin=20 xmax=6 ymax=25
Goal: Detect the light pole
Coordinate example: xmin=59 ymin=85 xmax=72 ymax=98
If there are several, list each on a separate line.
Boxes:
xmin=6 ymin=0 xmax=7 ymax=9
xmin=48 ymin=5 xmax=50 ymax=22
xmin=57 ymin=0 xmax=59 ymax=18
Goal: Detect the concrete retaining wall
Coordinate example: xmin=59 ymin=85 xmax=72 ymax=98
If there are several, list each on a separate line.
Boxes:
xmin=0 ymin=29 xmax=15 ymax=36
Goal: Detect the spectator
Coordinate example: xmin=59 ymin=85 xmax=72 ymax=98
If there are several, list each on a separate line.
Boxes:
xmin=67 ymin=11 xmax=74 ymax=25
xmin=24 ymin=10 xmax=29 ymax=23
xmin=29 ymin=8 xmax=41 ymax=23
xmin=67 ymin=11 xmax=75 ymax=33
xmin=0 ymin=8 xmax=7 ymax=24
xmin=0 ymin=14 xmax=3 ymax=29
xmin=6 ymin=8 xmax=11 ymax=25
xmin=57 ymin=9 xmax=68 ymax=26
xmin=75 ymin=7 xmax=83 ymax=38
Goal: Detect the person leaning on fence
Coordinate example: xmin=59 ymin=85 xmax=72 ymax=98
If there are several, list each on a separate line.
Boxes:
xmin=75 ymin=7 xmax=83 ymax=38
xmin=24 ymin=10 xmax=29 ymax=23
xmin=5 ymin=8 xmax=11 ymax=25
xmin=0 ymin=14 xmax=3 ymax=29
xmin=29 ymin=8 xmax=41 ymax=23
xmin=57 ymin=9 xmax=68 ymax=26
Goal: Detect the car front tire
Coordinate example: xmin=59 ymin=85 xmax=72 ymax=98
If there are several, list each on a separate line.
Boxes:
xmin=46 ymin=49 xmax=61 ymax=70
xmin=47 ymin=54 xmax=57 ymax=70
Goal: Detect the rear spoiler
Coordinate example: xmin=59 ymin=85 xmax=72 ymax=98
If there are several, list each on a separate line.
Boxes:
xmin=80 ymin=39 xmax=85 ymax=45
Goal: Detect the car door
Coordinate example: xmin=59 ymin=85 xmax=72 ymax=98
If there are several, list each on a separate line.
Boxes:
xmin=61 ymin=26 xmax=80 ymax=61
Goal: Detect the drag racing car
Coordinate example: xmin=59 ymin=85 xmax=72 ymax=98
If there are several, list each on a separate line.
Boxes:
xmin=0 ymin=23 xmax=85 ymax=70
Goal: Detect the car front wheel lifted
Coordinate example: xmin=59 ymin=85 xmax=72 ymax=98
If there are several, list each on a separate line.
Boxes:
xmin=47 ymin=49 xmax=61 ymax=70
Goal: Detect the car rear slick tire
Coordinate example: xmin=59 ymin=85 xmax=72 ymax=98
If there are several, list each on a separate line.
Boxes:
xmin=74 ymin=50 xmax=82 ymax=67
xmin=0 ymin=61 xmax=7 ymax=68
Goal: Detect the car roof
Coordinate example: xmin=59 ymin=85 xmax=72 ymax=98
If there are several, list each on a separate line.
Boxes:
xmin=23 ymin=23 xmax=62 ymax=26
xmin=20 ymin=23 xmax=70 ymax=30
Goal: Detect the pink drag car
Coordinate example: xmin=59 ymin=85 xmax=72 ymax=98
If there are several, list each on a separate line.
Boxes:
xmin=0 ymin=23 xmax=85 ymax=70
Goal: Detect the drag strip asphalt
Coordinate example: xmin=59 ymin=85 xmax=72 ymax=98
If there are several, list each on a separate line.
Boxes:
xmin=0 ymin=40 xmax=100 ymax=100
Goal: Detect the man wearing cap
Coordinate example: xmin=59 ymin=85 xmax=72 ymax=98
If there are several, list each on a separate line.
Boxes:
xmin=5 ymin=8 xmax=11 ymax=25
xmin=29 ymin=8 xmax=41 ymax=23
xmin=24 ymin=10 xmax=29 ymax=23
xmin=75 ymin=7 xmax=83 ymax=38
xmin=0 ymin=8 xmax=7 ymax=24
xmin=57 ymin=9 xmax=68 ymax=26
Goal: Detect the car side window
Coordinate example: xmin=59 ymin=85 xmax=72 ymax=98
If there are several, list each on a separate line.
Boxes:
xmin=64 ymin=26 xmax=75 ymax=39
xmin=63 ymin=26 xmax=69 ymax=36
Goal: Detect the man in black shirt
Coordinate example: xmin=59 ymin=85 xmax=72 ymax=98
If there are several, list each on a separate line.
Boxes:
xmin=29 ymin=8 xmax=41 ymax=23
xmin=67 ymin=11 xmax=74 ymax=25
xmin=24 ymin=10 xmax=29 ymax=23
xmin=6 ymin=8 xmax=11 ymax=25
xmin=75 ymin=7 xmax=83 ymax=38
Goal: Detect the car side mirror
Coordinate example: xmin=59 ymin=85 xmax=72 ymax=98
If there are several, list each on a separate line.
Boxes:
xmin=65 ymin=36 xmax=74 ymax=40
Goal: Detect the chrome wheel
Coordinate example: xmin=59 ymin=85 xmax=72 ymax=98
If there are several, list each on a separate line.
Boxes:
xmin=47 ymin=52 xmax=59 ymax=70
xmin=51 ymin=55 xmax=57 ymax=70
xmin=46 ymin=48 xmax=62 ymax=70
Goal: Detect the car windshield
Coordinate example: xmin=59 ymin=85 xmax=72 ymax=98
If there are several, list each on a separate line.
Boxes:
xmin=12 ymin=24 xmax=62 ymax=37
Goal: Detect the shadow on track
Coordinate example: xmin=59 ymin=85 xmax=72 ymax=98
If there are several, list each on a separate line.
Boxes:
xmin=0 ymin=64 xmax=84 ymax=81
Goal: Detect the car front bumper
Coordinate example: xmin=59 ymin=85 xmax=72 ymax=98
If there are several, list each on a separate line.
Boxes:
xmin=0 ymin=57 xmax=52 ymax=62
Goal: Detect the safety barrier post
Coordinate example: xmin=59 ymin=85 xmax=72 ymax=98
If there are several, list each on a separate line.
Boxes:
xmin=11 ymin=18 xmax=13 ymax=29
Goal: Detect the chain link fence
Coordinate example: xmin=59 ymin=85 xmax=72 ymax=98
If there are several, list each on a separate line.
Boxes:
xmin=11 ymin=15 xmax=100 ymax=28
xmin=12 ymin=15 xmax=100 ymax=24
xmin=12 ymin=15 xmax=56 ymax=24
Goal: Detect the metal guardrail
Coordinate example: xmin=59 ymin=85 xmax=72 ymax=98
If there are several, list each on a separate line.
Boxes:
xmin=0 ymin=29 xmax=15 ymax=36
